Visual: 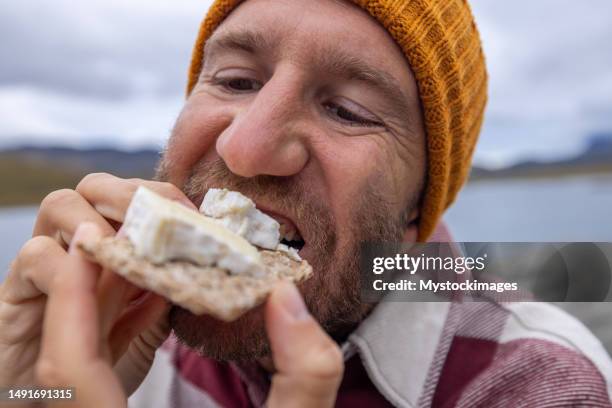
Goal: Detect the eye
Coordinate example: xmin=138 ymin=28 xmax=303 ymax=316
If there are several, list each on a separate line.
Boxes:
xmin=214 ymin=77 xmax=263 ymax=93
xmin=324 ymin=102 xmax=383 ymax=128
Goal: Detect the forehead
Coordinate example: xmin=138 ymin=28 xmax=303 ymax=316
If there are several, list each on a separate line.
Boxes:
xmin=210 ymin=0 xmax=415 ymax=85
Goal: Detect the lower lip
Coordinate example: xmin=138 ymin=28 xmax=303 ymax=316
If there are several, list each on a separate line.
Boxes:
xmin=298 ymin=243 xmax=310 ymax=260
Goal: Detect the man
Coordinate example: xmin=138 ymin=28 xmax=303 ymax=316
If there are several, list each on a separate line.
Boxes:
xmin=1 ymin=0 xmax=611 ymax=407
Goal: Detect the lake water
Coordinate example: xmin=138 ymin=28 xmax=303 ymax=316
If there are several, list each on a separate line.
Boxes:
xmin=0 ymin=206 xmax=38 ymax=278
xmin=2 ymin=174 xmax=612 ymax=278
xmin=445 ymin=174 xmax=612 ymax=242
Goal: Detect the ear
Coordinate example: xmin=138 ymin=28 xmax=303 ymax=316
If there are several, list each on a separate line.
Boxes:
xmin=403 ymin=207 xmax=419 ymax=242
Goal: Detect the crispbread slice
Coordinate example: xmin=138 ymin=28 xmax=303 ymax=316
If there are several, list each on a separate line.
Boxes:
xmin=78 ymin=237 xmax=312 ymax=321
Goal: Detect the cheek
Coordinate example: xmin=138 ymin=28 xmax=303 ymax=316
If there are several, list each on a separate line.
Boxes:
xmin=164 ymin=96 xmax=234 ymax=186
xmin=317 ymin=137 xmax=393 ymax=232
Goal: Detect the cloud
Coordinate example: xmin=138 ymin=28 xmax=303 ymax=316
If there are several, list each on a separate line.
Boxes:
xmin=470 ymin=0 xmax=612 ymax=165
xmin=0 ymin=0 xmax=210 ymax=100
xmin=0 ymin=0 xmax=212 ymax=150
xmin=0 ymin=85 xmax=183 ymax=149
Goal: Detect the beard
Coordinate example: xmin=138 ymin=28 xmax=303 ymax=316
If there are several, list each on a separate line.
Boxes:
xmin=155 ymin=156 xmax=412 ymax=361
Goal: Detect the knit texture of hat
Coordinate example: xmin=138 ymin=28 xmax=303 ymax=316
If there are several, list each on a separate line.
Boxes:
xmin=185 ymin=0 xmax=488 ymax=242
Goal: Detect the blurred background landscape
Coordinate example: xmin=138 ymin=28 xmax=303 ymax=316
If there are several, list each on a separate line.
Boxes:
xmin=1 ymin=1 xmax=612 ymax=349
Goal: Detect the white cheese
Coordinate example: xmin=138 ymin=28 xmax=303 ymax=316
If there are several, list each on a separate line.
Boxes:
xmin=276 ymin=243 xmax=302 ymax=261
xmin=123 ymin=186 xmax=264 ymax=276
xmin=200 ymin=188 xmax=280 ymax=250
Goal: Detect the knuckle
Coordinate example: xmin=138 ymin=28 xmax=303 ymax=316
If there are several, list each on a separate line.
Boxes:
xmin=306 ymin=340 xmax=344 ymax=380
xmin=35 ymin=358 xmax=65 ymax=387
xmin=0 ymin=279 xmax=8 ymax=303
xmin=152 ymin=181 xmax=182 ymax=198
xmin=40 ymin=189 xmax=78 ymax=211
xmin=75 ymin=172 xmax=112 ymax=192
xmin=14 ymin=236 xmax=57 ymax=271
xmin=49 ymin=270 xmax=70 ymax=294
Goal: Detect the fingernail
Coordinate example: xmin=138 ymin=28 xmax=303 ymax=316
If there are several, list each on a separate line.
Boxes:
xmin=70 ymin=223 xmax=95 ymax=253
xmin=277 ymin=283 xmax=310 ymax=321
xmin=72 ymin=223 xmax=88 ymax=243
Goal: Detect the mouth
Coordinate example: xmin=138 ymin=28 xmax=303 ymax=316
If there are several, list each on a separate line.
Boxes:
xmin=259 ymin=208 xmax=306 ymax=252
xmin=194 ymin=186 xmax=308 ymax=254
xmin=279 ymin=222 xmax=305 ymax=251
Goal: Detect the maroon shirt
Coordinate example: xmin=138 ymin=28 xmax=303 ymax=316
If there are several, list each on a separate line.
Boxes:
xmin=172 ymin=344 xmax=392 ymax=408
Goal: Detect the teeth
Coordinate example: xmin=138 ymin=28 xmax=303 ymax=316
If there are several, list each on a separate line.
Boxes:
xmin=284 ymin=230 xmax=296 ymax=241
xmin=280 ymin=222 xmax=303 ymax=242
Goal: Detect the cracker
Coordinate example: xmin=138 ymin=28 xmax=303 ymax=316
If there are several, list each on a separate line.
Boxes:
xmin=78 ymin=237 xmax=312 ymax=321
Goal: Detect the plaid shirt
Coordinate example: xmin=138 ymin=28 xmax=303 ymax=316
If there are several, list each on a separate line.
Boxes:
xmin=129 ymin=225 xmax=612 ymax=407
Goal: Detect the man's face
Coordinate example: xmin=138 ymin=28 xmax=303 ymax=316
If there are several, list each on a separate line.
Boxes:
xmin=157 ymin=0 xmax=426 ymax=360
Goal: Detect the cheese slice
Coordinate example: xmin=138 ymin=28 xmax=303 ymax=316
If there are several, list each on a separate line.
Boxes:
xmin=200 ymin=188 xmax=280 ymax=250
xmin=123 ymin=186 xmax=264 ymax=276
xmin=276 ymin=243 xmax=301 ymax=261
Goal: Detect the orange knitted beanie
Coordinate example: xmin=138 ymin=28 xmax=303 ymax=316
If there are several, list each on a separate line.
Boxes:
xmin=185 ymin=0 xmax=488 ymax=241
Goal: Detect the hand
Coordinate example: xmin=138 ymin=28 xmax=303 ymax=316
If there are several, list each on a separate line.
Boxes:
xmin=0 ymin=173 xmax=194 ymax=394
xmin=35 ymin=223 xmax=153 ymax=407
xmin=265 ymin=283 xmax=344 ymax=408
xmin=34 ymin=224 xmax=344 ymax=408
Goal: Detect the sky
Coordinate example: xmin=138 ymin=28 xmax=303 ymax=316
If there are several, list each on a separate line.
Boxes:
xmin=0 ymin=0 xmax=611 ymax=167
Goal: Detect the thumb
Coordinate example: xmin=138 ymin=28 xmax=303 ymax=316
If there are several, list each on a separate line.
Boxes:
xmin=265 ymin=282 xmax=344 ymax=408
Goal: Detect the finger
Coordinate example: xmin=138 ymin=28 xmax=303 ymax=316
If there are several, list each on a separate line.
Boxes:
xmin=96 ymin=271 xmax=138 ymax=339
xmin=69 ymin=222 xmax=162 ymax=357
xmin=2 ymin=236 xmax=69 ymax=304
xmin=40 ymin=223 xmax=104 ymax=366
xmin=0 ymin=237 xmax=68 ymax=380
xmin=109 ymin=292 xmax=169 ymax=361
xmin=33 ymin=188 xmax=116 ymax=247
xmin=65 ymin=223 xmax=134 ymax=342
xmin=112 ymin=295 xmax=170 ymax=396
xmin=137 ymin=179 xmax=198 ymax=209
xmin=265 ymin=283 xmax=344 ymax=408
xmin=75 ymin=173 xmax=197 ymax=223
xmin=37 ymin=223 xmax=125 ymax=406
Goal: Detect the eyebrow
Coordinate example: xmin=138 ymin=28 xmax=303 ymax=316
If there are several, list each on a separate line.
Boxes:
xmin=204 ymin=29 xmax=277 ymax=59
xmin=204 ymin=29 xmax=415 ymax=125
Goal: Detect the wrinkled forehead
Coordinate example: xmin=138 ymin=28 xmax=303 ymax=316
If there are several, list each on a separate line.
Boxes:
xmin=205 ymin=0 xmax=416 ymax=88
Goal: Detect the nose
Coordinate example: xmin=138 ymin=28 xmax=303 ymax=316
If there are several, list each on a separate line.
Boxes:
xmin=215 ymin=74 xmax=310 ymax=178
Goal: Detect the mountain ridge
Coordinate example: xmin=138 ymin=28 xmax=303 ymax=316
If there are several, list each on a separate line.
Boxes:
xmin=1 ymin=132 xmax=611 ymax=206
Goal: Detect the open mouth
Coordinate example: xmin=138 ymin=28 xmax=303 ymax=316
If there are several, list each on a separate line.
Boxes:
xmin=280 ymin=222 xmax=305 ymax=251
xmin=263 ymin=211 xmax=306 ymax=252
